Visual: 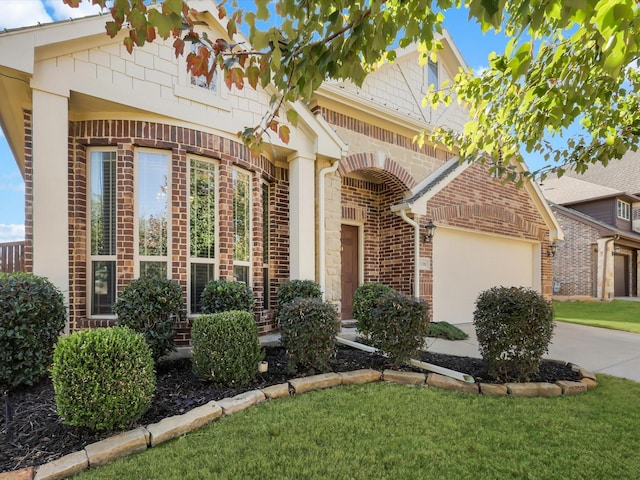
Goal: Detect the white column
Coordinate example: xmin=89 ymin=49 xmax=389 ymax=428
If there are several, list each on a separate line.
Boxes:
xmin=288 ymin=153 xmax=316 ymax=280
xmin=31 ymin=89 xmax=70 ymax=308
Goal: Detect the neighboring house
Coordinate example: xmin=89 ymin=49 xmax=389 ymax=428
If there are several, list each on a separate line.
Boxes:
xmin=0 ymin=0 xmax=561 ymax=339
xmin=541 ymin=166 xmax=640 ymax=299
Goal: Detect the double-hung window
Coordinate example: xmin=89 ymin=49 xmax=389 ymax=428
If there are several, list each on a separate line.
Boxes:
xmin=233 ymin=168 xmax=251 ymax=284
xmin=427 ymin=59 xmax=439 ymax=90
xmin=137 ymin=150 xmax=170 ymax=278
xmin=262 ymin=181 xmax=270 ymax=310
xmin=189 ymin=158 xmax=218 ymax=313
xmin=617 ymin=200 xmax=631 ymax=220
xmin=89 ymin=149 xmax=117 ymax=315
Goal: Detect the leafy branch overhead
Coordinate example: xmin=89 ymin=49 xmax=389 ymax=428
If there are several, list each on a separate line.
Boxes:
xmin=64 ymin=0 xmax=640 ymax=178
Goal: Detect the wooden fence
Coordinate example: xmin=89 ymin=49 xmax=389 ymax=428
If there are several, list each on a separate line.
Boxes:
xmin=0 ymin=241 xmax=25 ymax=273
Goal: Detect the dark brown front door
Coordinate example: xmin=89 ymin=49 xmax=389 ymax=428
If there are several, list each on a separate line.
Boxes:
xmin=341 ymin=224 xmax=359 ymax=319
xmin=614 ymin=254 xmax=629 ymax=297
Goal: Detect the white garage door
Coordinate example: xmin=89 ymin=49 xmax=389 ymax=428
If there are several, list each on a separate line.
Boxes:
xmin=432 ymin=227 xmax=539 ymax=324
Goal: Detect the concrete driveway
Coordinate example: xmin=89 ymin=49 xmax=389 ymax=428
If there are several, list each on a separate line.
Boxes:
xmin=425 ymin=321 xmax=640 ymax=383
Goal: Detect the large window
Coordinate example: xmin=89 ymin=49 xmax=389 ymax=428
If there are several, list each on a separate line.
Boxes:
xmin=617 ymin=200 xmax=631 ymax=220
xmin=89 ymin=149 xmax=117 ymax=315
xmin=262 ymin=182 xmax=270 ymax=310
xmin=233 ymin=168 xmax=251 ymax=284
xmin=189 ymin=158 xmax=217 ymax=313
xmin=137 ymin=150 xmax=170 ymax=278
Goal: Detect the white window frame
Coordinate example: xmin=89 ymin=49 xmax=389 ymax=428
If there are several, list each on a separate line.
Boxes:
xmin=617 ymin=199 xmax=631 ymax=220
xmin=424 ymin=58 xmax=439 ymax=92
xmin=188 ymin=155 xmax=219 ymax=314
xmin=87 ymin=147 xmax=118 ymax=318
xmin=134 ymin=148 xmax=171 ymax=279
xmin=233 ymin=167 xmax=252 ymax=286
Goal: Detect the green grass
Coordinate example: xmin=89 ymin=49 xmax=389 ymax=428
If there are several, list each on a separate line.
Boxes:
xmin=78 ymin=376 xmax=640 ymax=480
xmin=554 ymin=300 xmax=640 ymax=333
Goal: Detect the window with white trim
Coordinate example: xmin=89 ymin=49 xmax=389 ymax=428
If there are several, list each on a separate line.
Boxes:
xmin=233 ymin=168 xmax=251 ymax=284
xmin=89 ymin=149 xmax=117 ymax=315
xmin=189 ymin=42 xmax=218 ymax=92
xmin=617 ymin=199 xmax=631 ymax=220
xmin=137 ymin=150 xmax=170 ymax=278
xmin=189 ymin=157 xmax=218 ymax=313
xmin=427 ymin=59 xmax=439 ymax=89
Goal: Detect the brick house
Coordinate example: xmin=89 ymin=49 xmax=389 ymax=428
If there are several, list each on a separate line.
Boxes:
xmin=541 ymin=155 xmax=640 ymax=299
xmin=0 ymin=0 xmax=561 ymax=339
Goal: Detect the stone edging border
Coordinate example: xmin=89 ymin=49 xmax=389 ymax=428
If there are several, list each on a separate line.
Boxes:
xmin=3 ymin=363 xmax=597 ymax=480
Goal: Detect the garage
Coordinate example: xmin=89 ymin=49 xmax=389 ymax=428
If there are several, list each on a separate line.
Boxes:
xmin=432 ymin=227 xmax=540 ymax=324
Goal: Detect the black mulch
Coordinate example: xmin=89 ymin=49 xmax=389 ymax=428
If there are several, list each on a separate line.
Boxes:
xmin=0 ymin=346 xmax=580 ymax=474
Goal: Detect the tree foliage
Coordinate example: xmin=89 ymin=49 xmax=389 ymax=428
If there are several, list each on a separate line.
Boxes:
xmin=64 ymin=0 xmax=640 ymax=177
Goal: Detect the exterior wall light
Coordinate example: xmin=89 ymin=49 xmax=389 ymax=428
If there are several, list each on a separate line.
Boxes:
xmin=421 ymin=219 xmax=436 ymax=243
xmin=548 ymin=240 xmax=559 ymax=257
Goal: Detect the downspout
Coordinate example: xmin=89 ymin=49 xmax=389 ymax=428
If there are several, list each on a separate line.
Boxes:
xmin=398 ymin=208 xmax=420 ymax=299
xmin=318 ymin=160 xmax=340 ymax=300
xmin=601 ymin=235 xmax=619 ymax=299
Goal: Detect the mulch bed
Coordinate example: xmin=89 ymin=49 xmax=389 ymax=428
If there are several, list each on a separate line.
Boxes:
xmin=0 ymin=345 xmax=580 ymax=474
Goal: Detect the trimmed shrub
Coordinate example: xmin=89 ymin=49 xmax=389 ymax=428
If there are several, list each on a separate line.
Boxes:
xmin=276 ymin=280 xmax=322 ymax=317
xmin=353 ymin=283 xmax=397 ymax=336
xmin=51 ymin=326 xmax=156 ymax=431
xmin=191 ymin=311 xmax=264 ymax=387
xmin=114 ymin=277 xmax=185 ymax=361
xmin=427 ymin=321 xmax=469 ymax=341
xmin=279 ymin=297 xmax=339 ymax=373
xmin=0 ymin=273 xmax=66 ymax=391
xmin=370 ymin=294 xmax=430 ymax=367
xmin=201 ymin=279 xmax=255 ymax=314
xmin=473 ymin=286 xmax=554 ymax=382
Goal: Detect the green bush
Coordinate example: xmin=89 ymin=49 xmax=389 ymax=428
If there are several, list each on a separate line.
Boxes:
xmin=0 ymin=273 xmax=66 ymax=391
xmin=201 ymin=279 xmax=255 ymax=314
xmin=427 ymin=321 xmax=469 ymax=341
xmin=279 ymin=297 xmax=339 ymax=373
xmin=51 ymin=326 xmax=156 ymax=431
xmin=114 ymin=277 xmax=185 ymax=361
xmin=473 ymin=286 xmax=554 ymax=382
xmin=191 ymin=311 xmax=264 ymax=387
xmin=276 ymin=280 xmax=322 ymax=318
xmin=370 ymin=294 xmax=430 ymax=367
xmin=353 ymin=283 xmax=397 ymax=336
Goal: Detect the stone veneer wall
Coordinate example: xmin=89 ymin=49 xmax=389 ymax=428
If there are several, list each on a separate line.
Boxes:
xmin=57 ymin=119 xmax=289 ymax=342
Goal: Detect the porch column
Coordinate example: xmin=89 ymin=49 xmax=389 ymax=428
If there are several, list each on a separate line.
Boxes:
xmin=288 ymin=153 xmax=316 ymax=280
xmin=596 ymin=238 xmax=615 ymax=300
xmin=31 ymin=89 xmax=70 ymax=309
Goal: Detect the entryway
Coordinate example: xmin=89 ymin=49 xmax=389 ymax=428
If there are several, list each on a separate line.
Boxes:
xmin=341 ymin=224 xmax=359 ymax=320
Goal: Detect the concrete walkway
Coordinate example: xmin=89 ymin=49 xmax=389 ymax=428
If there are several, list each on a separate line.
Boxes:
xmin=426 ymin=321 xmax=640 ymax=383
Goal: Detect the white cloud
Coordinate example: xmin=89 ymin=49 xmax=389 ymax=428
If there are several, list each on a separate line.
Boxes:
xmin=0 ymin=0 xmax=107 ymax=30
xmin=44 ymin=0 xmax=106 ymax=22
xmin=0 ymin=1 xmax=53 ymax=29
xmin=0 ymin=224 xmax=25 ymax=242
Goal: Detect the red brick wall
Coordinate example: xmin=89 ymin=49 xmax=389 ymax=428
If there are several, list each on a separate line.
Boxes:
xmin=64 ymin=119 xmax=287 ymax=342
xmin=551 ymin=208 xmax=599 ymax=296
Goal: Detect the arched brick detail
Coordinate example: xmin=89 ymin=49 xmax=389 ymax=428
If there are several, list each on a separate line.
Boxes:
xmin=430 ymin=204 xmax=547 ymax=241
xmin=338 ymin=153 xmax=416 ymax=191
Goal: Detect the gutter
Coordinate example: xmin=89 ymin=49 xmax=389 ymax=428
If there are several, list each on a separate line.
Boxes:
xmin=398 ymin=208 xmax=420 ymax=299
xmin=318 ymin=160 xmax=340 ymax=299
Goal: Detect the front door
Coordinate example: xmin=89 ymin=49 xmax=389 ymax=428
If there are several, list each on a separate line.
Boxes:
xmin=341 ymin=224 xmax=359 ymax=319
xmin=614 ymin=254 xmax=629 ymax=297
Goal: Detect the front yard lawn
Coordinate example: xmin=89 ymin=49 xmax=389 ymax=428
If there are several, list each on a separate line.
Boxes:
xmin=554 ymin=300 xmax=640 ymax=334
xmin=78 ymin=376 xmax=640 ymax=480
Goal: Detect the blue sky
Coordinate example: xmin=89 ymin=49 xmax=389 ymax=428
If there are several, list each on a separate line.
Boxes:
xmin=0 ymin=1 xmax=548 ymax=241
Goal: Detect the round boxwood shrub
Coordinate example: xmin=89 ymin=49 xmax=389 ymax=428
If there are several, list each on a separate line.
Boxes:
xmin=370 ymin=293 xmax=430 ymax=367
xmin=201 ymin=279 xmax=255 ymax=314
xmin=191 ymin=311 xmax=264 ymax=387
xmin=279 ymin=297 xmax=339 ymax=373
xmin=51 ymin=326 xmax=156 ymax=431
xmin=114 ymin=277 xmax=185 ymax=361
xmin=473 ymin=286 xmax=554 ymax=382
xmin=0 ymin=272 xmax=66 ymax=392
xmin=353 ymin=283 xmax=396 ymax=336
xmin=276 ymin=280 xmax=322 ymax=318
